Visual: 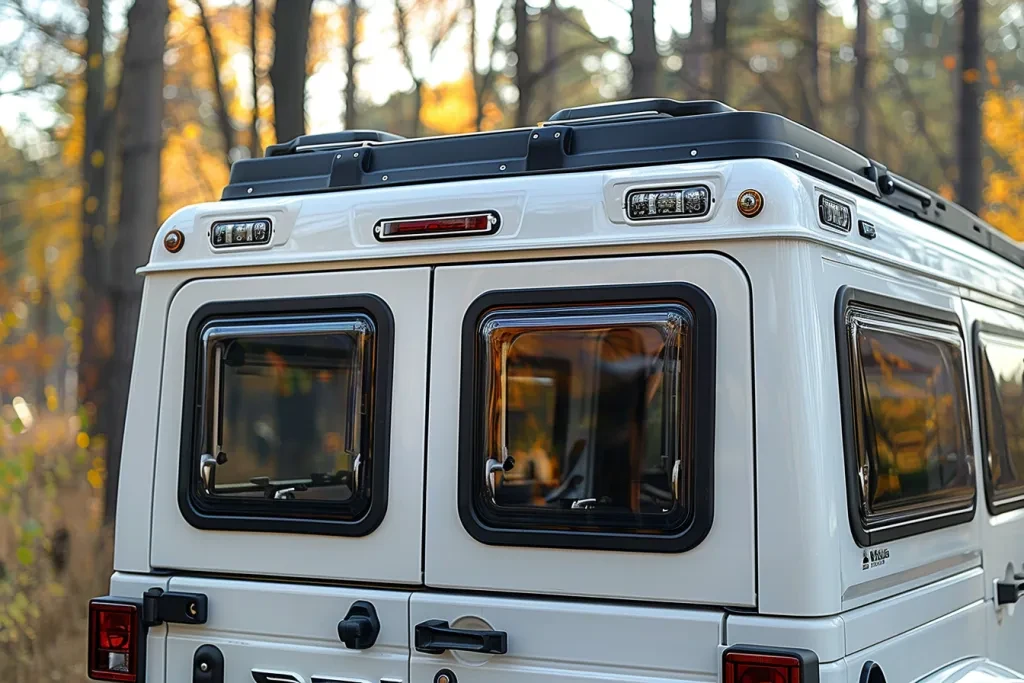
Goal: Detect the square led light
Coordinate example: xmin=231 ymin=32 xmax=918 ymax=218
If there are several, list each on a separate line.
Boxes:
xmin=818 ymin=196 xmax=852 ymax=232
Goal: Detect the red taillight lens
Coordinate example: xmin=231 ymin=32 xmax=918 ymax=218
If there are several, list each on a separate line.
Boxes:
xmin=725 ymin=651 xmax=803 ymax=683
xmin=88 ymin=600 xmax=139 ymax=682
xmin=375 ymin=212 xmax=498 ymax=240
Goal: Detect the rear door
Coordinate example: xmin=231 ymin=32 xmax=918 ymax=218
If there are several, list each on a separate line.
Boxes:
xmin=149 ymin=267 xmax=430 ymax=682
xmin=418 ymin=252 xmax=752 ymax=679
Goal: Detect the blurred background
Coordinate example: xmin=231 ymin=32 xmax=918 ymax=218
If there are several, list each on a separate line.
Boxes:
xmin=0 ymin=0 xmax=1022 ymax=678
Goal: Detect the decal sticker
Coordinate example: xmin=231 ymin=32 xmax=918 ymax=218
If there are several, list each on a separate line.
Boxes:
xmin=862 ymin=547 xmax=889 ymax=570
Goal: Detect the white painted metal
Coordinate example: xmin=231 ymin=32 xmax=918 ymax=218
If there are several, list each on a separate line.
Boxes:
xmin=410 ymin=592 xmax=722 ymax=682
xmin=166 ymin=576 xmax=410 ymax=683
xmin=425 ymin=253 xmax=755 ymax=606
xmin=148 ymin=268 xmax=431 ymax=584
xmin=103 ymin=153 xmax=1024 ymax=682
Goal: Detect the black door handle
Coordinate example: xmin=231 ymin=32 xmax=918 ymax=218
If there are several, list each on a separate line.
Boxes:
xmin=414 ymin=619 xmax=507 ymax=655
xmin=337 ymin=600 xmax=380 ymax=649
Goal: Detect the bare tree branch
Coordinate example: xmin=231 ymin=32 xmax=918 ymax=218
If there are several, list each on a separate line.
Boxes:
xmin=193 ymin=0 xmax=235 ymax=167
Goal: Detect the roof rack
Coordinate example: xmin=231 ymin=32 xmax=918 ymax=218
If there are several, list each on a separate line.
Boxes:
xmin=222 ymin=98 xmax=1019 ymax=267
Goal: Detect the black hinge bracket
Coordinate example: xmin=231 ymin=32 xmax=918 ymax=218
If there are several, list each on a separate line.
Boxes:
xmin=525 ymin=125 xmax=571 ymax=172
xmin=996 ymin=574 xmax=1024 ymax=606
xmin=329 ymin=146 xmax=372 ymax=189
xmin=142 ymin=587 xmax=208 ymax=627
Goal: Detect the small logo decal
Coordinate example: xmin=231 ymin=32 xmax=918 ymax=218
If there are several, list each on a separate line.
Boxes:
xmin=862 ymin=547 xmax=889 ymax=570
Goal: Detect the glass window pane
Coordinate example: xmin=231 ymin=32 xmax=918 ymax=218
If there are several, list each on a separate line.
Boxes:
xmin=477 ymin=302 xmax=693 ymax=532
xmin=200 ymin=316 xmax=374 ymax=504
xmin=849 ymin=307 xmax=973 ymax=524
xmin=979 ymin=333 xmax=1024 ymax=503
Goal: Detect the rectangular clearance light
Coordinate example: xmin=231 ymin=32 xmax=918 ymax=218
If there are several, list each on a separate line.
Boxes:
xmin=211 ymin=218 xmax=272 ymax=248
xmin=626 ymin=185 xmax=711 ymax=221
xmin=374 ymin=211 xmax=500 ymax=241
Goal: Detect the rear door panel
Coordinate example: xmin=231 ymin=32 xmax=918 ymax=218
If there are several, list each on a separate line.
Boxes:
xmin=410 ymin=592 xmax=723 ymax=682
xmin=150 ymin=268 xmax=430 ymax=584
xmin=167 ymin=576 xmax=411 ymax=683
xmin=425 ymin=253 xmax=755 ymax=606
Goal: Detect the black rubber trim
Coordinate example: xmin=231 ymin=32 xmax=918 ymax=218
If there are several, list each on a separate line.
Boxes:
xmin=176 ymin=294 xmax=395 ymax=536
xmin=972 ymin=320 xmax=1024 ymax=516
xmin=835 ymin=287 xmax=977 ymax=547
xmin=860 ymin=660 xmax=886 ymax=683
xmin=457 ymin=283 xmax=716 ymax=553
xmin=722 ymin=645 xmax=820 ymax=683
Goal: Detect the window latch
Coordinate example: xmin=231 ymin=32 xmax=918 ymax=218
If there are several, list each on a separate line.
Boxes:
xmin=142 ymin=587 xmax=208 ymax=627
xmin=484 ymin=452 xmax=515 ymax=503
xmin=199 ymin=452 xmax=227 ymax=496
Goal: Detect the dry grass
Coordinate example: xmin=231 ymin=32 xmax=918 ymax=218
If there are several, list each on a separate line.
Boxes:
xmin=1 ymin=412 xmax=114 ymax=682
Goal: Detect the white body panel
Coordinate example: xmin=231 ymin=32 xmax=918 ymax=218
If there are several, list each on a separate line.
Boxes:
xmin=425 ymin=254 xmax=755 ymax=606
xmin=103 ymin=156 xmax=1024 ymax=683
xmin=149 ymin=268 xmax=431 ymax=584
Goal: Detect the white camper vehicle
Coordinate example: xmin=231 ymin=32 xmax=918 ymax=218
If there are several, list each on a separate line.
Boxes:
xmin=88 ymin=99 xmax=1024 ymax=683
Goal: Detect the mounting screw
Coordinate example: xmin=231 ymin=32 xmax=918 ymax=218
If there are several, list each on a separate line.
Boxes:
xmin=336 ymin=154 xmax=342 ymax=159
xmin=737 ymin=189 xmax=765 ymax=218
xmin=499 ymin=164 xmax=506 ymax=171
xmin=163 ymin=229 xmax=184 ymax=253
xmin=554 ymin=132 xmax=561 ymax=139
xmin=690 ymin=149 xmax=698 ymax=157
xmin=246 ymin=187 xmax=253 ymax=194
xmin=199 ymin=662 xmax=209 ymax=672
xmin=382 ymin=175 xmax=389 ymax=181
xmin=353 ymin=152 xmax=359 ymax=158
xmin=532 ymin=133 xmax=539 ymax=139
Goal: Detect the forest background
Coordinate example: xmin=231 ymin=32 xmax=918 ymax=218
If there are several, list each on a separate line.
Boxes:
xmin=1 ymin=0 xmax=1022 ymax=678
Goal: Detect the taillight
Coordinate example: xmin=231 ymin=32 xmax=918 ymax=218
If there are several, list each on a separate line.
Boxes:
xmin=88 ymin=600 xmax=141 ymax=682
xmin=374 ymin=211 xmax=499 ymax=241
xmin=723 ymin=647 xmax=819 ymax=683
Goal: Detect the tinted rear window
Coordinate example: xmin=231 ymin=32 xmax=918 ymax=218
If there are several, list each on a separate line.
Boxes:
xmin=977 ymin=331 xmax=1024 ymax=510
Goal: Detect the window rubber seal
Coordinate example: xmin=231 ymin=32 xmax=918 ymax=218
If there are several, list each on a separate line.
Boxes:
xmin=457 ymin=282 xmax=717 ymax=553
xmin=176 ymin=294 xmax=395 ymax=537
xmin=834 ymin=286 xmax=977 ymax=547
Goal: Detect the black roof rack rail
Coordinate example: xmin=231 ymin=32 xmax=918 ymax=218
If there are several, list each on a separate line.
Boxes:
xmin=222 ymin=98 xmax=1019 ymax=268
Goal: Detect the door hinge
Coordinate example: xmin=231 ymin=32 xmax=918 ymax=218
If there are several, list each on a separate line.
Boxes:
xmin=142 ymin=587 xmax=208 ymax=627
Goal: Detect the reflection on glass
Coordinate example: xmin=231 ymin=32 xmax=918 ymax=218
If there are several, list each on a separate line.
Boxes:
xmin=201 ymin=316 xmax=374 ymax=502
xmin=478 ymin=302 xmax=692 ymax=527
xmin=979 ymin=333 xmax=1024 ymax=501
xmin=850 ymin=308 xmax=973 ymax=521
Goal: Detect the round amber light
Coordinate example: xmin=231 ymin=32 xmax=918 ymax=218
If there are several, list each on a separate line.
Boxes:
xmin=737 ymin=189 xmax=765 ymax=218
xmin=164 ymin=229 xmax=184 ymax=253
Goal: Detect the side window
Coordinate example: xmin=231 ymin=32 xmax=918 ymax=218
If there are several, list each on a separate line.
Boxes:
xmin=178 ymin=296 xmax=394 ymax=536
xmin=837 ymin=290 xmax=976 ymax=546
xmin=975 ymin=327 xmax=1024 ymax=512
xmin=459 ymin=284 xmax=716 ymax=553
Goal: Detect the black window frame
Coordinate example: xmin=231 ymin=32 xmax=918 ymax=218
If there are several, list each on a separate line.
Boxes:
xmin=835 ymin=287 xmax=977 ymax=547
xmin=458 ymin=283 xmax=717 ymax=553
xmin=177 ymin=294 xmax=395 ymax=536
xmin=973 ymin=321 xmax=1024 ymax=515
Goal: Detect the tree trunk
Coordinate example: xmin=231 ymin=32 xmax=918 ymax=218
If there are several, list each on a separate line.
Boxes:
xmin=344 ymin=0 xmax=360 ymax=129
xmin=852 ymin=0 xmax=868 ymax=153
xmin=711 ymin=0 xmax=730 ymax=102
xmin=249 ymin=0 xmax=261 ymax=158
xmin=629 ymin=0 xmax=657 ymax=99
xmin=195 ymin=0 xmax=234 ymax=166
xmin=686 ymin=0 xmax=706 ymax=96
xmin=269 ymin=0 xmax=313 ymax=143
xmin=468 ymin=0 xmax=480 ymax=130
xmin=513 ymin=0 xmax=532 ymax=128
xmin=540 ymin=3 xmax=557 ymax=118
xmin=105 ymin=0 xmax=167 ymax=522
xmin=802 ymin=0 xmax=820 ymax=128
xmin=956 ymin=0 xmax=982 ymax=213
xmin=81 ymin=0 xmax=113 ymax=484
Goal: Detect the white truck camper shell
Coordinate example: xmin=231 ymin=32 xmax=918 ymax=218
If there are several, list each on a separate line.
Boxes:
xmin=89 ymin=98 xmax=1024 ymax=683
